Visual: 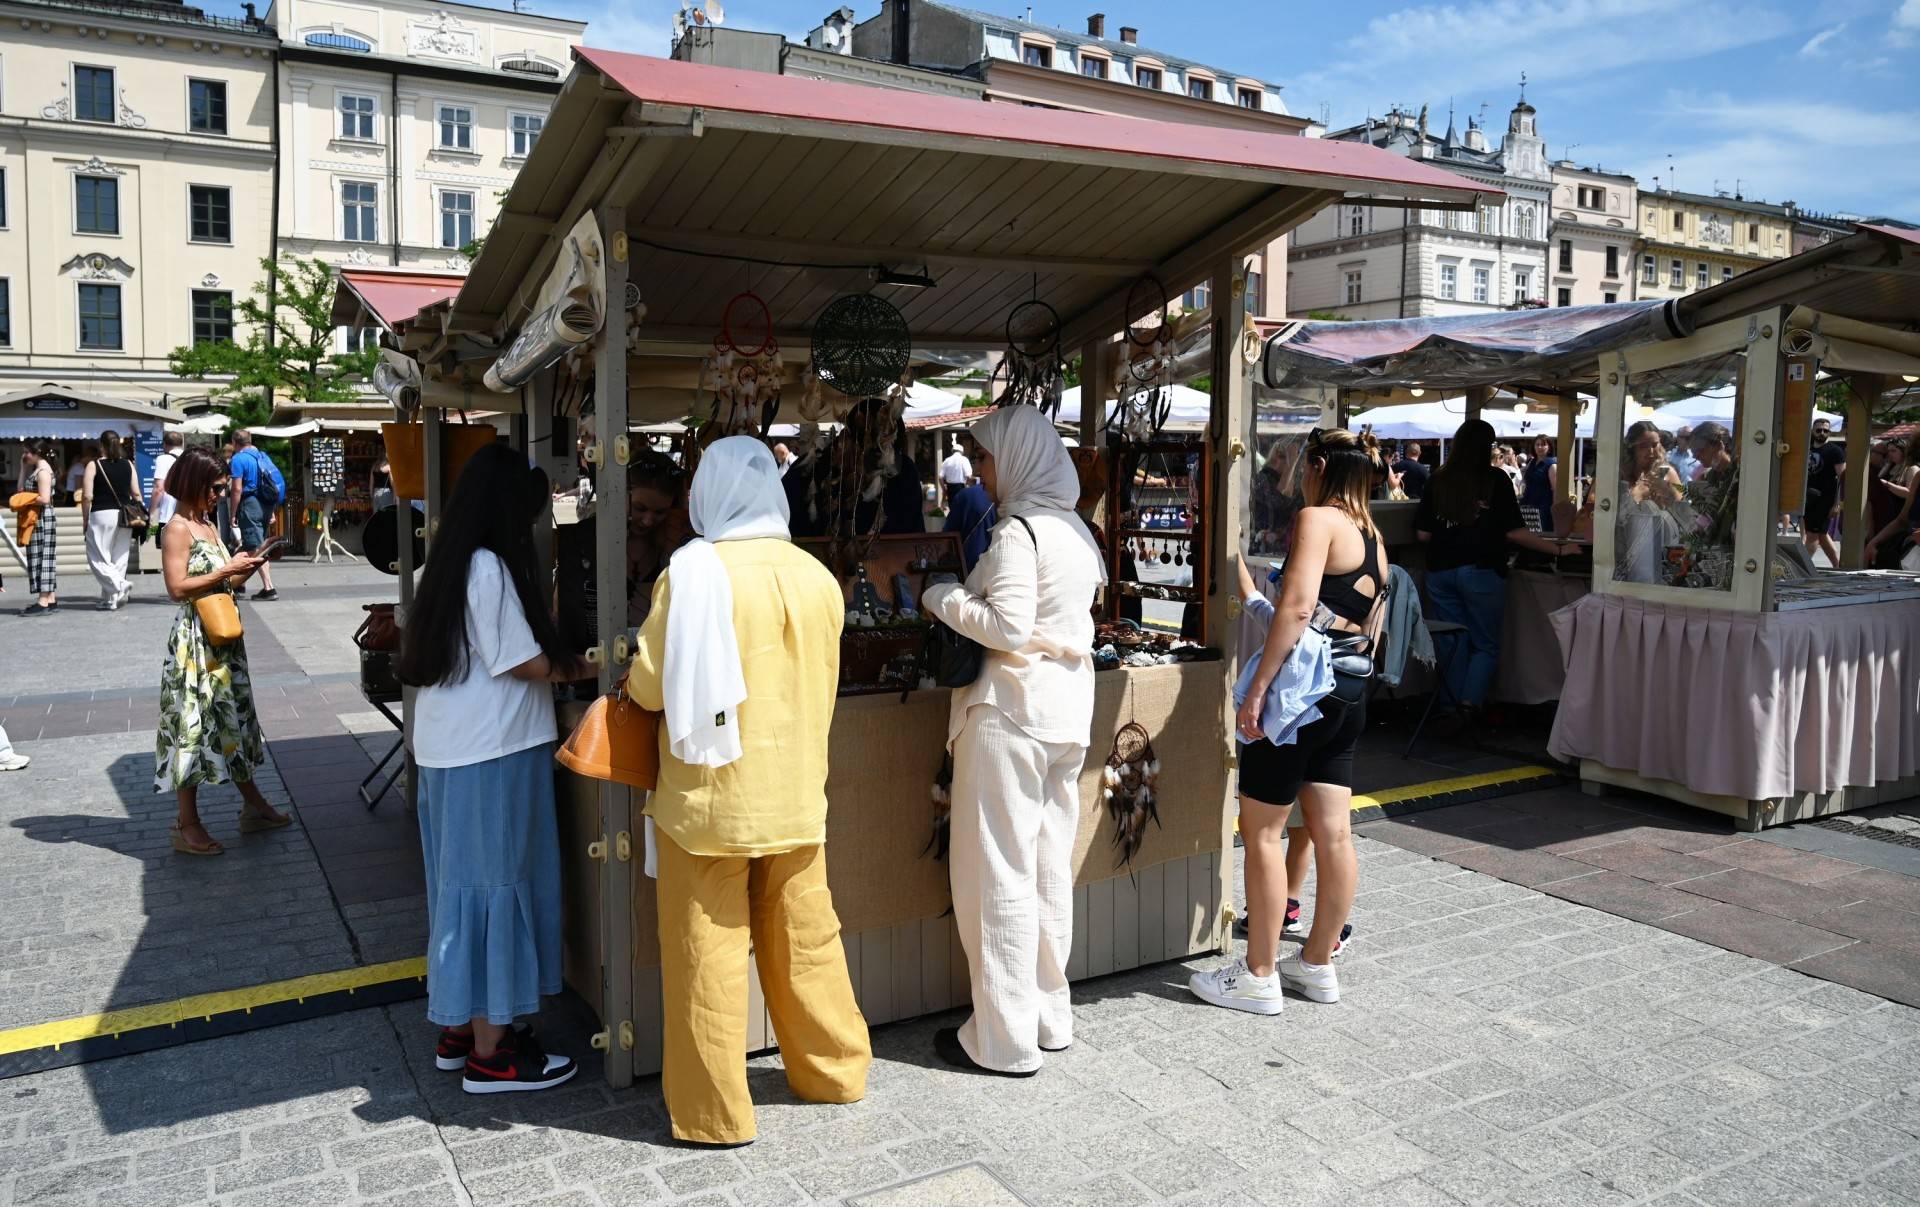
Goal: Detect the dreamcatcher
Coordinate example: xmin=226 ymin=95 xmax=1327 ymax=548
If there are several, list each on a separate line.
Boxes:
xmin=697 ymin=292 xmax=783 ymax=442
xmin=812 ymin=293 xmax=912 ymax=399
xmin=923 ymin=753 xmax=955 ymax=862
xmin=991 ymin=297 xmax=1066 ymax=416
xmin=1111 ymin=276 xmax=1174 ymax=442
xmin=1101 ymin=717 xmax=1162 ymax=869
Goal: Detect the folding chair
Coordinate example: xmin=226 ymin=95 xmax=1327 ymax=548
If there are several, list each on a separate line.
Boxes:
xmin=1405 ymin=615 xmax=1469 ymax=758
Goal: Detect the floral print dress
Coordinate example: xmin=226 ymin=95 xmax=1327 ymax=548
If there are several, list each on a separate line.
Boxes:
xmin=154 ymin=535 xmax=265 ymax=791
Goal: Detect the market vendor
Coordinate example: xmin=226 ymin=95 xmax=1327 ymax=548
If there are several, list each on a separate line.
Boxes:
xmin=625 ymin=453 xmax=693 ymax=628
xmin=628 ymin=436 xmax=871 ymax=1145
xmin=786 ymin=397 xmax=925 ymax=539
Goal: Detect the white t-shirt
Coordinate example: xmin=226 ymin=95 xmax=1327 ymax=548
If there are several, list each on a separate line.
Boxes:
xmin=941 ymin=451 xmax=973 ymax=485
xmin=66 ymin=462 xmax=88 ymax=493
xmin=152 ymin=452 xmax=180 ymax=525
xmin=412 ymin=549 xmax=557 ymax=768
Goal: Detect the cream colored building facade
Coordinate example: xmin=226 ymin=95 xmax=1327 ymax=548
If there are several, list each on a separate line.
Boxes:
xmin=0 ymin=0 xmax=278 ymax=401
xmin=268 ymin=0 xmax=583 ymax=352
xmin=1547 ymin=163 xmax=1636 ymax=307
xmin=1631 ymin=187 xmax=1794 ymax=301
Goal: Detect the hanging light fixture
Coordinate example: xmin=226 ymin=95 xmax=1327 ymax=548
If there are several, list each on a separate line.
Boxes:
xmin=1410 ymin=387 xmax=1426 ymax=398
xmin=1513 ymin=402 xmax=1529 ymax=415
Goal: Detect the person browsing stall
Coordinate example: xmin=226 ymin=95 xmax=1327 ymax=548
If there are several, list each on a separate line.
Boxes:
xmin=922 ymin=406 xmax=1105 ymax=1076
xmin=627 ymin=436 xmax=870 ymax=1146
xmin=397 ymin=444 xmax=592 ymax=1094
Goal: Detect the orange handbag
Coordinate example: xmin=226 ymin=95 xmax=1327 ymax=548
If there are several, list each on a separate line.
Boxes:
xmin=556 ymin=680 xmax=661 ymax=791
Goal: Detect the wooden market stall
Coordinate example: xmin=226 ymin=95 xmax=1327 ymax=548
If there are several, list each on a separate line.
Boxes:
xmin=377 ymin=47 xmax=1492 ymax=1085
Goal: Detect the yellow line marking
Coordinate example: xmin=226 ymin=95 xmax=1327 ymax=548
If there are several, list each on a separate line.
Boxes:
xmin=1352 ymin=765 xmax=1556 ymax=811
xmin=0 ymin=957 xmax=427 ymax=1057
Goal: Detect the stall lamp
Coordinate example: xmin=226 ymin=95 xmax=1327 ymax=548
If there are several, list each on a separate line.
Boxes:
xmin=875 ymin=266 xmax=937 ymax=290
xmin=1409 ymin=388 xmax=1426 ymax=398
xmin=1513 ymin=402 xmax=1529 ymax=415
xmin=1906 ymin=375 xmax=1919 ymax=384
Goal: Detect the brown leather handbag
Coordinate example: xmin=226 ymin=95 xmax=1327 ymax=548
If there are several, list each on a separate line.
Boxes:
xmin=194 ymin=591 xmax=244 ymax=644
xmin=556 ymin=678 xmax=660 ymax=791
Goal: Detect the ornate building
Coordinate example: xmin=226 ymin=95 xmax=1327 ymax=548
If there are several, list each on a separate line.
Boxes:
xmin=1547 ymin=163 xmax=1636 ymax=306
xmin=1630 ymin=188 xmax=1794 ymax=301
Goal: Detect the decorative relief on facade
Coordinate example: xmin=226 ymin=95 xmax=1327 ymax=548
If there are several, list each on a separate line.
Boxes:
xmin=118 ymin=90 xmax=149 ymax=129
xmin=408 ymin=11 xmax=479 ymax=61
xmin=70 ymin=156 xmax=126 ymax=177
xmin=41 ymin=94 xmax=70 ymax=120
xmin=344 ymin=247 xmax=378 ymax=265
xmin=442 ymin=254 xmax=469 ymax=270
xmin=62 ymin=253 xmax=136 ymax=280
xmin=1702 ymin=215 xmax=1732 ymax=245
xmin=201 ymin=273 xmax=223 ymax=288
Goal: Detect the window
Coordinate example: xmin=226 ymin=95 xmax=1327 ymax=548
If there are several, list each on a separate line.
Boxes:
xmin=1558 ymin=239 xmax=1573 ymax=272
xmin=499 ymin=57 xmax=559 ymax=77
xmin=1182 ymin=282 xmax=1210 ymax=310
xmin=1669 ymin=259 xmax=1684 ymax=288
xmin=1478 ymin=204 xmax=1499 ymax=235
xmin=342 ymin=180 xmax=378 ymax=242
xmin=1748 ymin=222 xmax=1760 ymax=242
xmin=188 ymin=79 xmax=227 ymax=135
xmin=1556 ymin=287 xmax=1572 ymax=307
xmin=0 ymin=280 xmax=9 ymax=346
xmin=437 ymin=105 xmax=473 ymax=151
xmin=1723 ymin=266 xmax=1735 ymax=283
xmin=1472 ymin=266 xmax=1489 ymax=303
xmin=1438 ymin=263 xmax=1457 ymax=300
xmin=1513 ymin=267 xmax=1531 ymax=301
xmin=1135 ymin=66 xmax=1161 ymax=90
xmin=339 ymin=93 xmax=376 ymax=141
xmin=0 ymin=167 xmax=7 ymax=228
xmin=78 ymin=283 xmax=121 ymax=349
xmin=1603 ymin=291 xmax=1617 ymax=303
xmin=1187 ymin=76 xmax=1212 ymax=101
xmin=1604 ymin=246 xmax=1619 ymax=278
xmin=191 ymin=290 xmax=232 ymax=344
xmin=1673 ymin=210 xmax=1686 ymax=231
xmin=1021 ymin=43 xmax=1050 ymax=68
xmin=1237 ymin=87 xmax=1261 ymax=109
xmin=1080 ymin=54 xmax=1107 ymax=79
xmin=1344 ymin=271 xmax=1363 ymax=305
xmin=344 ymin=325 xmax=379 ymax=354
xmin=306 ymin=31 xmax=371 ymax=51
xmin=1577 ymin=185 xmax=1604 ymax=209
xmin=510 ymin=112 xmax=543 ymax=158
xmin=1642 ymin=254 xmax=1657 ymax=285
xmin=1245 ymin=270 xmax=1262 ymax=316
xmin=439 ymin=190 xmax=474 ymax=249
xmin=189 ymin=185 xmax=231 ymax=243
xmin=1349 ymin=207 xmax=1364 ymax=237
xmin=74 ymin=66 xmax=115 ymax=123
xmin=1696 ymin=263 xmax=1709 ymax=290
xmin=75 ymin=175 xmax=119 ymax=235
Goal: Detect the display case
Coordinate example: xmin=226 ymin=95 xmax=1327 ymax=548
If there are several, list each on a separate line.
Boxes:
xmin=1102 ymin=438 xmax=1211 ymax=637
xmin=796 ymin=531 xmax=967 ymax=696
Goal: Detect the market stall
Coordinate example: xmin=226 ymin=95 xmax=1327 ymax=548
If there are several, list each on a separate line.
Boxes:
xmin=374 ymin=47 xmax=1491 ymax=1084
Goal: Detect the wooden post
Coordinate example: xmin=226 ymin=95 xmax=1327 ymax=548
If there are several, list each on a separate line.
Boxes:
xmin=1466 ymin=385 xmax=1490 ymax=422
xmin=1078 ymin=336 xmax=1111 ymax=449
xmin=395 ymin=400 xmax=419 ymax=811
xmin=1736 ymin=313 xmax=1786 ymax=614
xmin=1841 ymin=374 xmax=1879 ymax=569
xmin=592 ymin=205 xmax=635 ymax=1089
xmin=1207 ymin=255 xmax=1250 ymax=953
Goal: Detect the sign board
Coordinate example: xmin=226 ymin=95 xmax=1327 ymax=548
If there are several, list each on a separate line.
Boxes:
xmin=134 ymin=427 xmax=164 ymax=502
xmin=24 ymin=398 xmax=80 ymax=411
xmin=484 ymin=212 xmax=606 ymax=394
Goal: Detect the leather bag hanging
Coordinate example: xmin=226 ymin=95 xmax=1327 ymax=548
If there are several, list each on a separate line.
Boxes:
xmin=556 ymin=678 xmax=661 ymax=791
xmin=99 ymin=461 xmax=149 ymax=532
xmin=353 ymin=602 xmax=401 ymax=652
xmin=906 ymin=516 xmax=1035 ymax=699
xmin=194 ymin=591 xmax=244 ymax=644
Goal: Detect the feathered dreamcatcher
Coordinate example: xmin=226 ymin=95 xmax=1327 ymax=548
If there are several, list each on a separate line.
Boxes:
xmin=924 ymin=753 xmax=955 ymax=862
xmin=1110 ymin=276 xmax=1174 ymax=443
xmin=991 ymin=298 xmax=1066 ymax=416
xmin=1102 ymin=718 xmax=1162 ymax=869
xmin=697 ymin=292 xmax=783 ymax=441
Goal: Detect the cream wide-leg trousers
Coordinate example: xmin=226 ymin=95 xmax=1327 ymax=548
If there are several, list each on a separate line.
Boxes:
xmin=949 ymin=704 xmax=1087 ymax=1074
xmin=85 ymin=510 xmax=130 ymax=603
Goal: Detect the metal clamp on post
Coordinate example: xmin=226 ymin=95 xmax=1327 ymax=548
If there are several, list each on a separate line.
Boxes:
xmin=612 ymin=635 xmax=631 ymax=665
xmin=582 ymin=442 xmax=603 ymax=466
xmin=618 ymin=1020 xmax=635 ymax=1051
xmin=615 ymin=831 xmax=632 ymax=862
xmin=589 ymin=1029 xmax=611 ymax=1052
xmin=586 ymin=835 xmax=609 ymax=862
xmin=613 ymin=435 xmax=631 ymax=466
xmin=584 ymin=642 xmax=607 ymax=666
xmin=1226 ymin=594 xmax=1242 ymax=620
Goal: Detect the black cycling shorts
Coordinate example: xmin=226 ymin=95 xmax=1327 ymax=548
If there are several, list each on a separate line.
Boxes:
xmin=1238 ymin=672 xmax=1367 ymax=808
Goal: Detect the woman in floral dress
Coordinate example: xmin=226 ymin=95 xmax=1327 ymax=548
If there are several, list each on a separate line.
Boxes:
xmin=155 ymin=446 xmax=290 ymax=855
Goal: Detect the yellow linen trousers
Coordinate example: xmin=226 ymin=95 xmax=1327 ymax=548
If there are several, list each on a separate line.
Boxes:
xmin=656 ymin=832 xmax=870 ymax=1144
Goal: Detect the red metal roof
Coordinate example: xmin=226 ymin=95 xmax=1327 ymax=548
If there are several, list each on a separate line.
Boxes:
xmin=338 ymin=269 xmax=466 ymax=330
xmin=1857 ymin=221 xmax=1920 ymax=248
xmin=573 ymin=47 xmax=1500 ymax=201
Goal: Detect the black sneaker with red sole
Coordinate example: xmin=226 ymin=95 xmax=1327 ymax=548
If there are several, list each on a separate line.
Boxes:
xmin=435 ymin=1024 xmax=533 ymax=1072
xmin=462 ymin=1034 xmax=578 ymax=1095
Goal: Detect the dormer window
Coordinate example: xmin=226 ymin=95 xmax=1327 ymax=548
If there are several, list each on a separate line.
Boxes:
xmin=1022 ymin=42 xmax=1051 ymax=68
xmin=1237 ymin=86 xmax=1261 ymax=109
xmin=1187 ymin=75 xmax=1213 ymax=101
xmin=1080 ymin=53 xmax=1108 ymax=79
xmin=1135 ymin=65 xmax=1162 ymax=89
xmin=500 ymin=57 xmax=560 ymax=78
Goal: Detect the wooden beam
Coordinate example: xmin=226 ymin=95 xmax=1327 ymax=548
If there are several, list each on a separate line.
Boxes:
xmin=1206 ymin=254 xmax=1250 ymax=955
xmin=625 ymin=225 xmax=1155 ymax=278
xmin=1841 ymin=374 xmax=1880 ymax=569
xmin=1466 ymin=385 xmax=1490 ymax=422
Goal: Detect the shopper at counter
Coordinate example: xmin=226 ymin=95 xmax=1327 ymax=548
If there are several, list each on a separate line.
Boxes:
xmin=1415 ymin=420 xmax=1577 ymax=726
xmin=628 ymin=436 xmax=870 ymax=1145
xmin=625 ymin=454 xmax=693 ymax=627
xmin=398 ymin=445 xmax=589 ymax=1095
xmin=922 ymin=405 xmax=1104 ymax=1076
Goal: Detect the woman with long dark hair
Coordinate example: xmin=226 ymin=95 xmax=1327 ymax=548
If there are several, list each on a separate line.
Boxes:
xmin=1520 ymin=433 xmax=1560 ymax=532
xmin=1415 ymin=419 xmax=1575 ymax=726
xmin=155 ymin=447 xmax=286 ymax=854
xmin=398 ymin=442 xmax=588 ymax=1094
xmin=1190 ymin=429 xmax=1385 ymax=1015
xmin=17 ymin=442 xmax=59 ymax=614
xmin=83 ymin=429 xmax=142 ymax=609
xmin=625 ymin=453 xmax=692 ymax=627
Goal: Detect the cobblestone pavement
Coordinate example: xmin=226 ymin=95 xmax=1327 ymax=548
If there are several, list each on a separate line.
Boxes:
xmin=5 ymin=563 xmax=1920 ymax=1205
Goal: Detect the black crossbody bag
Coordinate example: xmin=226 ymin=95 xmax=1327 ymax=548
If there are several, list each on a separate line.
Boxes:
xmin=909 ymin=514 xmax=1035 ymax=698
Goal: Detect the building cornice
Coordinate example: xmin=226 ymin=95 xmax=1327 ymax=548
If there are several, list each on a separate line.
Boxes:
xmin=1634 ymin=238 xmax=1776 ymax=264
xmin=278 ymin=44 xmax=563 ymax=93
xmin=1549 ymin=217 xmax=1635 ymax=238
xmin=0 ymin=115 xmax=276 ymax=160
xmin=1 ymin=0 xmax=279 ymax=46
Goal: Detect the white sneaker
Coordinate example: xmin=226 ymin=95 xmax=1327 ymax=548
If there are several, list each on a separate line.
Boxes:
xmin=1188 ymin=958 xmax=1285 ymax=1015
xmin=0 ymin=754 xmax=29 ymax=771
xmin=1278 ymin=955 xmax=1340 ymax=1003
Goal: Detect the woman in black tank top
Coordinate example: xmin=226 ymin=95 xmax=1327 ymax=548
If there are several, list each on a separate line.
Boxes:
xmin=82 ymin=429 xmax=144 ymax=610
xmin=1188 ymin=429 xmax=1386 ymax=1018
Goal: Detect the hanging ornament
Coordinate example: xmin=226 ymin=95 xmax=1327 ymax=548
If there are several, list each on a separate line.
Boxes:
xmin=993 ymin=298 xmax=1065 ymax=417
xmin=1111 ymin=276 xmax=1174 ymax=443
xmin=1101 ymin=720 xmax=1162 ymax=870
xmin=812 ymin=293 xmax=912 ymax=399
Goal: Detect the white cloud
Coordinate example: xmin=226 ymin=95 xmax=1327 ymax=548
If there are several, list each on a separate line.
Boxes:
xmin=1898 ymin=0 xmax=1920 ymax=27
xmin=1798 ymin=22 xmax=1845 ymax=54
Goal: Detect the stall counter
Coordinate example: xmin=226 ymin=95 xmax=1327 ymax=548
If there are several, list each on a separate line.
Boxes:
xmin=557 ymin=661 xmax=1231 ymax=1076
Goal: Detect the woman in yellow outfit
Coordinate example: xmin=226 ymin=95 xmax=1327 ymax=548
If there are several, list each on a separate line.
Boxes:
xmin=627 ymin=436 xmax=870 ymax=1145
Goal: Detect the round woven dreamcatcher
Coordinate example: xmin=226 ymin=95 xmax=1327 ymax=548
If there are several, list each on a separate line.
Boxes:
xmin=1101 ymin=719 xmax=1162 ymax=870
xmin=1112 ymin=277 xmax=1175 ymax=442
xmin=698 ymin=292 xmax=783 ymax=438
xmin=812 ymin=293 xmax=912 ymax=398
xmin=993 ymin=298 xmax=1065 ymax=415
xmin=1125 ymin=275 xmax=1169 ymax=350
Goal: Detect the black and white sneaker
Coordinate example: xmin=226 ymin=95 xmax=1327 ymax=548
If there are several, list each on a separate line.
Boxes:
xmin=435 ymin=1023 xmax=533 ymax=1072
xmin=1331 ymin=923 xmax=1355 ymax=959
xmin=461 ymin=1034 xmax=578 ymax=1094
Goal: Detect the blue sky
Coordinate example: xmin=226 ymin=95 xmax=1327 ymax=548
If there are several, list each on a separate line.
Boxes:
xmin=241 ymin=0 xmax=1920 ymax=217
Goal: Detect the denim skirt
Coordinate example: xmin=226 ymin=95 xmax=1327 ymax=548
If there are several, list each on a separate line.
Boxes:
xmin=417 ymin=742 xmax=563 ymax=1026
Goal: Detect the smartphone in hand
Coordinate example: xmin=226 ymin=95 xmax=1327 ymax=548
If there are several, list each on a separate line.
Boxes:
xmin=255 ymin=536 xmax=292 ymax=561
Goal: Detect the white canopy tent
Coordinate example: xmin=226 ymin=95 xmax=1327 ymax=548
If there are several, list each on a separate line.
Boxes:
xmin=1649 ymin=393 xmax=1843 ymax=432
xmin=1057 ymin=383 xmax=1213 ymax=429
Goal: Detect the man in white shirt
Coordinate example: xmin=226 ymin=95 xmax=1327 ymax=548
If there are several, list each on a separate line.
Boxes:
xmin=149 ymin=431 xmax=185 ymax=549
xmin=940 ymin=438 xmax=974 ymax=508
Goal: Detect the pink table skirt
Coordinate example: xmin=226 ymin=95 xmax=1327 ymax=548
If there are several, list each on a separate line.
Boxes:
xmin=1548 ymin=593 xmax=1920 ymax=800
xmin=1494 ymin=570 xmax=1588 ymax=705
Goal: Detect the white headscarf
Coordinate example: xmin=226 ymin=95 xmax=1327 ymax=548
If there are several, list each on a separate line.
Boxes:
xmin=660 ymin=437 xmax=790 ymax=768
xmin=970 ymin=404 xmax=1081 ymax=517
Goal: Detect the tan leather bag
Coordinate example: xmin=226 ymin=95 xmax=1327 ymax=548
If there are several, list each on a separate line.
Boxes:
xmin=194 ymin=591 xmax=244 ymax=644
xmin=556 ymin=679 xmax=660 ymax=791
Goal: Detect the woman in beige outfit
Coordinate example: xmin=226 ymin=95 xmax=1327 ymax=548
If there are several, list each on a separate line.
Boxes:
xmin=922 ymin=405 xmax=1105 ymax=1076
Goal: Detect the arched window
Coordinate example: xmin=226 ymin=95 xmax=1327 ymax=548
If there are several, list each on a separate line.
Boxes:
xmin=499 ymin=57 xmax=561 ymax=78
xmin=305 ymin=31 xmax=372 ymax=51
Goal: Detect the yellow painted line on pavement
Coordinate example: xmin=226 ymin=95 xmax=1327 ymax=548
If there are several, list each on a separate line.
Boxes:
xmin=1352 ymin=764 xmax=1557 ymax=811
xmin=0 ymin=957 xmax=426 ymax=1056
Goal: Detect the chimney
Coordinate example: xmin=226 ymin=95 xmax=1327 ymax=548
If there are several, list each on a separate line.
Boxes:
xmin=1119 ymin=25 xmax=1137 ymax=43
xmin=1087 ymin=12 xmax=1105 ymax=37
xmin=891 ymin=0 xmax=911 ymax=65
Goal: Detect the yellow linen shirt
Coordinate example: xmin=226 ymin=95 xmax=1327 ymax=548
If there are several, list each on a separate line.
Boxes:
xmin=626 ymin=537 xmax=843 ymax=857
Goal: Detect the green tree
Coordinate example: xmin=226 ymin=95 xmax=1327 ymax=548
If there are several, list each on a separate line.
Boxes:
xmin=169 ymin=256 xmax=378 ymax=428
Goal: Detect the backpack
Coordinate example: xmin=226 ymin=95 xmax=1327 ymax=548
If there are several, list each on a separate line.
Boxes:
xmin=246 ymin=448 xmax=285 ymax=509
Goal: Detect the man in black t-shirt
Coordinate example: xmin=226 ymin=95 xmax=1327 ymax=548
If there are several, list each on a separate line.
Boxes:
xmin=1803 ymin=418 xmax=1846 ymax=567
xmin=1394 ymin=442 xmax=1431 ymax=498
